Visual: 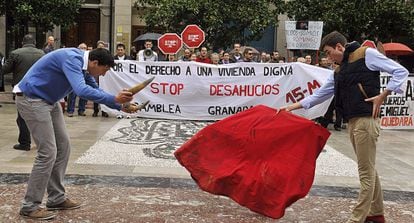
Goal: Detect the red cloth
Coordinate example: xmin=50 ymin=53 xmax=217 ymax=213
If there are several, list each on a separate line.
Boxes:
xmin=174 ymin=105 xmax=330 ymax=219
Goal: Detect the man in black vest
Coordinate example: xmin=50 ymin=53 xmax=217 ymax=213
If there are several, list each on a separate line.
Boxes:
xmin=282 ymin=31 xmax=408 ymax=223
xmin=2 ymin=34 xmax=45 ymax=151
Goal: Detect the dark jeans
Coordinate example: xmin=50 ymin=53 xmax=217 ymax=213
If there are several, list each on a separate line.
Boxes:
xmin=17 ymin=111 xmax=31 ymax=146
xmin=324 ymin=98 xmax=343 ymax=128
xmin=93 ymin=102 xmax=99 ymax=114
xmin=67 ymin=92 xmax=86 ymax=114
xmin=316 ymin=98 xmax=343 ymax=128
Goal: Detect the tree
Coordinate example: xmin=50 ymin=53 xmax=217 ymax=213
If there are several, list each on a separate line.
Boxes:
xmin=134 ymin=0 xmax=284 ymax=50
xmin=284 ymin=0 xmax=414 ymax=46
xmin=0 ymin=0 xmax=82 ymax=49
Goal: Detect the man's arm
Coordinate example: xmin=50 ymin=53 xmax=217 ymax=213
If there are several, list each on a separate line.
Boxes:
xmin=137 ymin=50 xmax=144 ymax=62
xmin=1 ymin=52 xmax=16 ymax=74
xmin=84 ymin=73 xmax=99 ymax=89
xmin=366 ymin=48 xmax=408 ymax=94
xmin=365 ymin=48 xmax=409 ymax=117
xmin=62 ymin=58 xmax=132 ymax=110
xmin=281 ymin=72 xmax=335 ymax=112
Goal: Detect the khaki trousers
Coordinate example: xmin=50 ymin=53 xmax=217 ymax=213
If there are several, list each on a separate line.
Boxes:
xmin=347 ymin=117 xmax=384 ymax=223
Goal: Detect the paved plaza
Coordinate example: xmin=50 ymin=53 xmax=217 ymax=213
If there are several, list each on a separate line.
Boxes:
xmin=0 ymin=92 xmax=413 ymax=222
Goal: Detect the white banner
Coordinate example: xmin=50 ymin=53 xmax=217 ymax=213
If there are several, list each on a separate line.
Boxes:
xmin=100 ymin=61 xmax=333 ymax=121
xmin=380 ymin=73 xmax=414 ymax=129
xmin=285 ymin=21 xmax=323 ymax=50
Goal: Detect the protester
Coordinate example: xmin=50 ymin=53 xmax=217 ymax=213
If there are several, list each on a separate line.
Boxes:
xmin=114 ymin=43 xmax=132 ymax=60
xmin=1 ymin=34 xmax=44 ymax=151
xmin=66 ymin=43 xmax=89 ymax=117
xmin=278 ymin=57 xmax=286 ymax=63
xmin=190 ymin=53 xmax=197 ymax=61
xmin=242 ymin=48 xmax=254 ymax=62
xmin=220 ymin=51 xmax=231 ymax=64
xmin=137 ymin=40 xmax=158 ymax=61
xmin=167 ymin=54 xmax=176 ymax=61
xmin=196 ymin=46 xmax=212 ymax=64
xmin=281 ymin=31 xmax=408 ymax=223
xmin=178 ymin=48 xmax=192 ymax=62
xmin=210 ymin=53 xmax=220 ymax=65
xmin=130 ymin=46 xmax=137 ymax=60
xmin=296 ymin=57 xmax=306 ymax=63
xmin=305 ymin=54 xmax=313 ymax=65
xmin=230 ymin=43 xmax=243 ymax=63
xmin=43 ymin=36 xmax=55 ymax=54
xmin=14 ymin=47 xmax=139 ymax=220
xmin=318 ymin=57 xmax=330 ymax=69
xmin=93 ymin=41 xmax=109 ymax=117
xmin=96 ymin=40 xmax=105 ymax=49
xmin=114 ymin=43 xmax=133 ymax=119
xmin=259 ymin=51 xmax=268 ymax=63
xmin=270 ymin=51 xmax=280 ymax=63
xmin=316 ymin=56 xmax=343 ymax=131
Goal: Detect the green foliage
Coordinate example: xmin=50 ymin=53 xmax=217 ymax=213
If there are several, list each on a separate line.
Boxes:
xmin=0 ymin=0 xmax=83 ymax=32
xmin=284 ymin=0 xmax=414 ymax=45
xmin=134 ymin=0 xmax=284 ymax=49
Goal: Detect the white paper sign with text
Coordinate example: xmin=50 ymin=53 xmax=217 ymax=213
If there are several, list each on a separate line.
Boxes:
xmin=285 ymin=21 xmax=323 ymax=50
xmin=380 ymin=73 xmax=414 ymax=129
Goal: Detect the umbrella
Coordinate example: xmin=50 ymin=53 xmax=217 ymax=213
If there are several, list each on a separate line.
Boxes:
xmin=382 ymin=42 xmax=413 ymax=56
xmin=133 ymin=32 xmax=162 ymax=43
xmin=175 ymin=105 xmax=331 ymax=219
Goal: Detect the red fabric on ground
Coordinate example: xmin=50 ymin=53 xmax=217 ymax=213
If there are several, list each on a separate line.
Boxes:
xmin=175 ymin=105 xmax=330 ymax=219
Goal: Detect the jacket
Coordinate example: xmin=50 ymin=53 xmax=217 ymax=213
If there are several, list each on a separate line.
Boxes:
xmin=334 ymin=42 xmax=380 ymax=120
xmin=2 ymin=44 xmax=45 ymax=85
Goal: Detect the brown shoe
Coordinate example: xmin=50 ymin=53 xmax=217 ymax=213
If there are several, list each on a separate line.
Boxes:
xmin=47 ymin=198 xmax=82 ymax=210
xmin=20 ymin=208 xmax=56 ymax=220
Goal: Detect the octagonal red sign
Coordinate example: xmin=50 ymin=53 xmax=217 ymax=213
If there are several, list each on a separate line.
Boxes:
xmin=181 ymin=25 xmax=205 ymax=48
xmin=158 ymin=33 xmax=183 ymax=54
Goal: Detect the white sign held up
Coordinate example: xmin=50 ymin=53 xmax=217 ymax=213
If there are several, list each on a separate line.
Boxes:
xmin=285 ymin=21 xmax=324 ymax=50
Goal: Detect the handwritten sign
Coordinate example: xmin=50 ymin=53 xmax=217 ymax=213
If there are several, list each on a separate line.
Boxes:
xmin=285 ymin=21 xmax=323 ymax=50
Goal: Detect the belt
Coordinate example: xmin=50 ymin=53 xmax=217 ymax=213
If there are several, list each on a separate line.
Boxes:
xmin=15 ymin=92 xmax=24 ymax=96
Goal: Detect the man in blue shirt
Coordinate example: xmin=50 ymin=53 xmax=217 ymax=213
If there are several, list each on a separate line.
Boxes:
xmin=282 ymin=31 xmax=408 ymax=223
xmin=15 ymin=47 xmax=138 ymax=220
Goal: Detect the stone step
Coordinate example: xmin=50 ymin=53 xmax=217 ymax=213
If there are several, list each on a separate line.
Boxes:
xmin=0 ymin=91 xmax=14 ymax=104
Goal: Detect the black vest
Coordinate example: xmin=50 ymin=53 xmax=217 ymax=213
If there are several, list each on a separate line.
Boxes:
xmin=334 ymin=42 xmax=380 ymax=120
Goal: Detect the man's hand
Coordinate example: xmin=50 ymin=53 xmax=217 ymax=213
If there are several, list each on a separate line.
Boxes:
xmin=115 ymin=90 xmax=133 ymax=104
xmin=279 ymin=102 xmax=303 ymax=113
xmin=121 ymin=101 xmax=150 ymax=113
xmin=365 ymin=90 xmax=390 ymax=118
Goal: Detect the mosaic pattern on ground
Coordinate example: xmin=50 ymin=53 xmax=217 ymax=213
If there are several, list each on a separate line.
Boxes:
xmin=76 ymin=118 xmax=358 ymax=177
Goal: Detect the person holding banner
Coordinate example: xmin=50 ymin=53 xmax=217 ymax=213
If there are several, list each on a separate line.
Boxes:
xmin=196 ymin=46 xmax=212 ymax=64
xmin=14 ymin=47 xmax=139 ymax=220
xmin=281 ymin=31 xmax=408 ymax=223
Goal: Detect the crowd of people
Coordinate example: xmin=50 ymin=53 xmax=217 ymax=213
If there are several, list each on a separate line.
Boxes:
xmin=129 ymin=40 xmax=331 ymax=65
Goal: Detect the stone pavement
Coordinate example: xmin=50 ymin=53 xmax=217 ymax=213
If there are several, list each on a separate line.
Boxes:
xmin=0 ymin=100 xmax=413 ymax=222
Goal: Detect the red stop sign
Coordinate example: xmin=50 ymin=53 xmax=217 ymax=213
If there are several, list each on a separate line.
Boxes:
xmin=158 ymin=33 xmax=183 ymax=54
xmin=181 ymin=25 xmax=205 ymax=48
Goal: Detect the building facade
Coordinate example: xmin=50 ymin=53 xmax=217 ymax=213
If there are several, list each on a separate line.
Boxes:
xmin=0 ymin=1 xmax=288 ymax=57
